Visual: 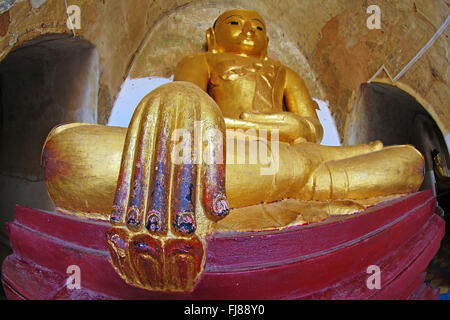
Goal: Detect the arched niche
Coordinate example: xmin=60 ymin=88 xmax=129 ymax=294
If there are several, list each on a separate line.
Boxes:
xmin=109 ymin=3 xmax=344 ymax=147
xmin=346 ymin=82 xmax=449 ymax=194
xmin=0 ymin=34 xmax=99 ymax=254
xmin=110 ymin=3 xmax=345 ymax=145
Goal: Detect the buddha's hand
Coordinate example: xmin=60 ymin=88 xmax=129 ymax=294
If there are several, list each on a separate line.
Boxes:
xmin=240 ymin=111 xmax=323 ymax=144
xmin=105 ymin=82 xmax=229 ymax=292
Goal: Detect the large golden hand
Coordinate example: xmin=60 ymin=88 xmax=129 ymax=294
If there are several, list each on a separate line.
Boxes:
xmin=105 ymin=82 xmax=229 ymax=292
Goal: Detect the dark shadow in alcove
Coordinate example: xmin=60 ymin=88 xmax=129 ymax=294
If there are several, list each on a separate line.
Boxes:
xmin=0 ymin=34 xmax=99 ymax=258
xmin=346 ymin=82 xmax=449 ymax=194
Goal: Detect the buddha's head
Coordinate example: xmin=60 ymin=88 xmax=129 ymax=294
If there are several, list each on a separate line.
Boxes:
xmin=207 ymin=9 xmax=268 ymax=58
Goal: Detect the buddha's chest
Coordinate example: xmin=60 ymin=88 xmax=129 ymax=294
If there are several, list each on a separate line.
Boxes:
xmin=207 ymin=55 xmax=286 ymax=113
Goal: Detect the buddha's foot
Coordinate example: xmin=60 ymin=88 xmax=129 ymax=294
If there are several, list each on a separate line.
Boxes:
xmin=105 ymin=82 xmax=229 ymax=292
xmin=299 ymin=144 xmax=424 ymax=201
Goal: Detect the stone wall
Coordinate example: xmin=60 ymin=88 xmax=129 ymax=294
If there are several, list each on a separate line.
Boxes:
xmin=0 ymin=32 xmax=98 ymax=249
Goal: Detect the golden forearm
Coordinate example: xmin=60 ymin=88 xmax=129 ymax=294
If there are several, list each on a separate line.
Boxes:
xmin=283 ymin=67 xmax=323 ymax=143
xmin=227 ymin=112 xmax=323 ymax=144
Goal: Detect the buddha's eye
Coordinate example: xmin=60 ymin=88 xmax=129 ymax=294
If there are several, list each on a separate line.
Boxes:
xmin=228 ymin=21 xmax=239 ymax=25
xmin=257 ymin=26 xmax=263 ymax=31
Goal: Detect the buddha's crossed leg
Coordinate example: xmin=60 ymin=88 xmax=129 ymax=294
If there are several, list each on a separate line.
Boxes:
xmin=297 ymin=144 xmax=425 ymax=201
xmin=105 ymin=82 xmax=229 ymax=292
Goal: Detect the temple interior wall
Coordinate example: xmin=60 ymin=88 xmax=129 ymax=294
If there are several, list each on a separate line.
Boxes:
xmin=347 ymin=82 xmax=449 ymax=192
xmin=347 ymin=82 xmax=447 ymax=152
xmin=0 ymin=33 xmax=99 ymax=251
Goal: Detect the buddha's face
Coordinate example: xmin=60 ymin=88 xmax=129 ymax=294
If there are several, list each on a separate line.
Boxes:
xmin=213 ymin=9 xmax=268 ymax=57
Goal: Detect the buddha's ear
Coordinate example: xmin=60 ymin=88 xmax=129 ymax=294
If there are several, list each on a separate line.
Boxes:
xmin=206 ymin=28 xmax=218 ymax=53
xmin=261 ymin=36 xmax=269 ymax=60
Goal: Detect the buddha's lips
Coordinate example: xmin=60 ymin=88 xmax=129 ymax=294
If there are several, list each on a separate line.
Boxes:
xmin=242 ymin=39 xmax=255 ymax=46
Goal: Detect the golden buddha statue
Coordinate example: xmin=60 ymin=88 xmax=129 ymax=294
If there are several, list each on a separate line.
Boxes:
xmin=41 ymin=9 xmax=424 ymax=292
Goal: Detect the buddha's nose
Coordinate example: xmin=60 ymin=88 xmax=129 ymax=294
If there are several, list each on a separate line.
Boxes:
xmin=242 ymin=21 xmax=255 ymax=36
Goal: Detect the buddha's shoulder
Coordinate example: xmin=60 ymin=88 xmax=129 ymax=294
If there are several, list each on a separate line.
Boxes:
xmin=203 ymin=52 xmax=237 ymax=64
xmin=263 ymin=57 xmax=288 ymax=70
xmin=177 ymin=52 xmax=291 ymax=71
xmin=177 ymin=52 xmax=208 ymax=64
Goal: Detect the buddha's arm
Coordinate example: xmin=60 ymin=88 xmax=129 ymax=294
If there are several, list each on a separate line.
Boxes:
xmin=282 ymin=67 xmax=323 ymax=143
xmin=224 ymin=115 xmax=314 ymax=143
xmin=173 ymin=53 xmax=210 ymax=91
